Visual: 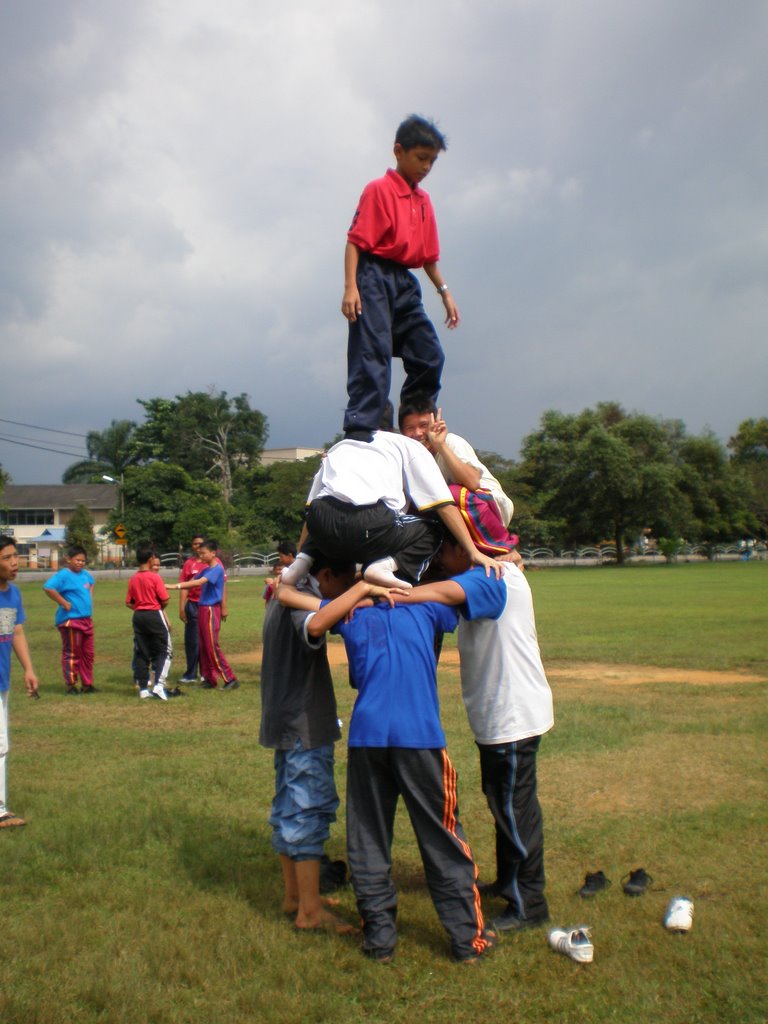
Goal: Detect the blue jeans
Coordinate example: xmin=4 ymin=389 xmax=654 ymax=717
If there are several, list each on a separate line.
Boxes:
xmin=269 ymin=741 xmax=339 ymax=860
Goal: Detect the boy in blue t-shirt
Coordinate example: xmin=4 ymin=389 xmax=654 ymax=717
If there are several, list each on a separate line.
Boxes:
xmin=170 ymin=539 xmax=238 ymax=690
xmin=44 ymin=545 xmax=97 ymax=695
xmin=278 ymin=576 xmax=494 ymax=964
xmin=0 ymin=536 xmax=39 ymax=828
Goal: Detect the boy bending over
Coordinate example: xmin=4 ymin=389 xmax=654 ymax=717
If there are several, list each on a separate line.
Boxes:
xmin=260 ymin=555 xmax=357 ymax=934
xmin=392 ymin=536 xmax=554 ymax=933
xmin=278 ymin=576 xmax=495 ymax=963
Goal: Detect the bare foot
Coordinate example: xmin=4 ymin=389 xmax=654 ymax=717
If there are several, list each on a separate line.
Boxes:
xmin=295 ymin=907 xmax=360 ymax=935
xmin=284 ymin=895 xmax=341 ymax=916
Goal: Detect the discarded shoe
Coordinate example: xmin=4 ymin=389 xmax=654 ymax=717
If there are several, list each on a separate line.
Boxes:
xmin=578 ymin=871 xmax=612 ymax=898
xmin=664 ymin=896 xmax=694 ymax=933
xmin=622 ymin=868 xmax=653 ymax=896
xmin=548 ymin=926 xmax=594 ymax=963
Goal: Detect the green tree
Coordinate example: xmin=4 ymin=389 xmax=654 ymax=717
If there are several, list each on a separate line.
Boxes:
xmin=233 ymin=456 xmax=321 ymax=548
xmin=65 ymin=504 xmax=98 ymax=562
xmin=114 ymin=463 xmax=228 ymax=551
xmin=728 ymin=417 xmax=768 ymax=537
xmin=517 ymin=403 xmax=751 ymax=562
xmin=62 ymin=419 xmax=140 ymax=483
xmin=133 ymin=390 xmax=268 ymax=511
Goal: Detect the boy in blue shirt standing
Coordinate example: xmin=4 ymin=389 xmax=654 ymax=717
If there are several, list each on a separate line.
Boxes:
xmin=44 ymin=545 xmax=97 ymax=695
xmin=342 ymin=115 xmax=460 ymax=440
xmin=0 ymin=536 xmax=39 ymax=828
xmin=171 ymin=539 xmax=238 ymax=690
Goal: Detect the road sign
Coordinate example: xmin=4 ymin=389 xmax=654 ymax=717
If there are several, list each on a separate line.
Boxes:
xmin=114 ymin=524 xmax=127 ymax=540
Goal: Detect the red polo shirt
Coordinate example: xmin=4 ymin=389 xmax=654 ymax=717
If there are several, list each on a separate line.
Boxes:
xmin=126 ymin=571 xmax=169 ymax=611
xmin=347 ymin=168 xmax=440 ymax=269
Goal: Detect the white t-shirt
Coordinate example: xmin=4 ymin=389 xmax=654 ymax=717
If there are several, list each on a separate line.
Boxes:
xmin=307 ymin=431 xmax=452 ymax=512
xmin=435 ymin=433 xmax=514 ymax=526
xmin=454 ymin=563 xmax=553 ymax=745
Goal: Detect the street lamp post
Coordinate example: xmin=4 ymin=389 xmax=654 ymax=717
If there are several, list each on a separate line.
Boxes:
xmin=102 ymin=473 xmax=126 ymax=567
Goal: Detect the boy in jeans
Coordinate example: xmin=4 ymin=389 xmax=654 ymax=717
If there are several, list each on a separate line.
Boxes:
xmin=43 ymin=545 xmax=97 ymax=695
xmin=342 ymin=114 xmax=460 ymax=440
xmin=260 ymin=554 xmax=356 ymax=934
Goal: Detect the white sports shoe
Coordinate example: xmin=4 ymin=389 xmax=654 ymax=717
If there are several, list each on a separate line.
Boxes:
xmin=664 ymin=897 xmax=694 ymax=933
xmin=152 ymin=682 xmax=169 ymax=702
xmin=548 ymin=926 xmax=594 ymax=963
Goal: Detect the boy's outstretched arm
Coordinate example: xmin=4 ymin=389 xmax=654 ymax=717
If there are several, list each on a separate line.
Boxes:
xmin=341 ymin=242 xmax=362 ymax=322
xmin=423 ymin=262 xmax=460 ymax=328
xmin=306 ymin=581 xmax=388 ymax=638
xmin=391 ymin=580 xmax=467 ymax=608
xmin=436 ymin=504 xmax=502 ymax=578
xmin=276 ymin=583 xmax=322 ymax=613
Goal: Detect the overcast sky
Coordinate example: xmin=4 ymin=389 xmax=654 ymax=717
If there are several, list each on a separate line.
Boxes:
xmin=1 ymin=0 xmax=766 ymax=484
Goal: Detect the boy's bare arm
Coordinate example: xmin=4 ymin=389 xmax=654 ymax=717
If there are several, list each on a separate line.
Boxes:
xmin=423 ymin=262 xmax=460 ymax=328
xmin=428 ymin=410 xmax=482 ymax=491
xmin=391 ymin=579 xmax=467 ymax=607
xmin=341 ymin=242 xmax=362 ymax=322
xmin=436 ymin=504 xmax=502 ymax=578
xmin=307 ymin=581 xmax=388 ymax=638
xmin=12 ymin=625 xmax=38 ymax=695
xmin=44 ymin=587 xmax=71 ymax=613
xmin=170 ymin=578 xmax=206 ymax=591
xmin=276 ymin=583 xmax=322 ymax=613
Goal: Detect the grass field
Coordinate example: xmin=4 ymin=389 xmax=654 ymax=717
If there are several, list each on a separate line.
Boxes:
xmin=2 ymin=561 xmax=767 ymax=1023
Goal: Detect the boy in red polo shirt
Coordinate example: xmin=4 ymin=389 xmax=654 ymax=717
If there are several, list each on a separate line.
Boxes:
xmin=341 ymin=115 xmax=459 ymax=441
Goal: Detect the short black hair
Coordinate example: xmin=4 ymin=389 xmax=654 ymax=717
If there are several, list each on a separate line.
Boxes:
xmin=0 ymin=535 xmax=16 ymax=553
xmin=398 ymin=392 xmax=437 ymax=428
xmin=277 ymin=539 xmax=297 ymax=558
xmin=310 ymin=551 xmax=356 ymax=577
xmin=67 ymin=545 xmax=87 ymax=559
xmin=395 ymin=115 xmax=447 ymax=152
xmin=200 ymin=539 xmax=217 ymax=553
xmin=136 ymin=542 xmax=156 ymax=565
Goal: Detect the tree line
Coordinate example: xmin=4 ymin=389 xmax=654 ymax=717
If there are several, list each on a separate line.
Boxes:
xmin=3 ymin=391 xmax=765 ymax=558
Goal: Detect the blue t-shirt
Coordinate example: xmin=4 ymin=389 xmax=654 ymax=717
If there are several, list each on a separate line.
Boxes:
xmin=43 ymin=567 xmax=94 ymax=625
xmin=451 ymin=567 xmax=507 ymax=621
xmin=0 ymin=583 xmax=25 ymax=693
xmin=332 ymin=601 xmax=458 ymax=748
xmin=197 ymin=562 xmax=225 ymax=606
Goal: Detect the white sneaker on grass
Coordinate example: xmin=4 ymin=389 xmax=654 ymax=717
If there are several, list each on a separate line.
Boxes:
xmin=139 ymin=689 xmax=153 ymax=699
xmin=664 ymin=897 xmax=694 ymax=933
xmin=548 ymin=926 xmax=594 ymax=963
xmin=152 ymin=682 xmax=168 ymax=701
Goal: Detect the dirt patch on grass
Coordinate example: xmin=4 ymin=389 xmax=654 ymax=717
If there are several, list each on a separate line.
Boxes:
xmin=237 ymin=644 xmax=765 ymax=686
xmin=545 ymin=662 xmax=765 ymax=686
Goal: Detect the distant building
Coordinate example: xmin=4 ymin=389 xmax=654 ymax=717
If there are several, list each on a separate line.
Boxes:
xmin=260 ymin=447 xmax=324 ymax=466
xmin=0 ymin=484 xmax=120 ymax=569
